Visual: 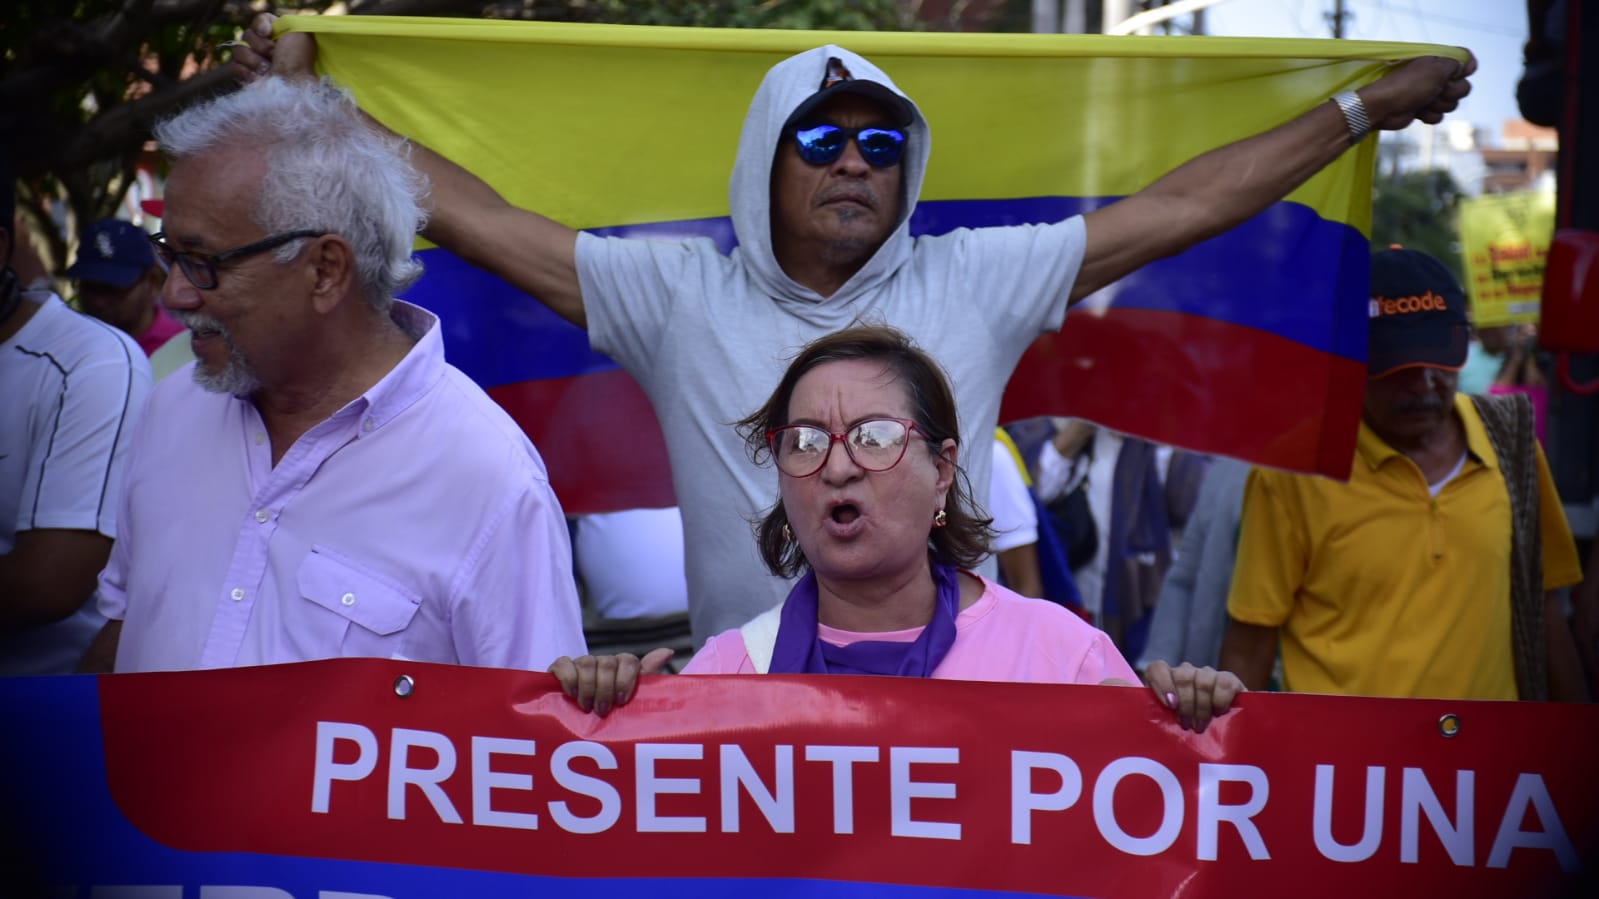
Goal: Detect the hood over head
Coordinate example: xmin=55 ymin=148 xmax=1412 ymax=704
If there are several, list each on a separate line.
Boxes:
xmin=729 ymin=45 xmax=930 ymax=305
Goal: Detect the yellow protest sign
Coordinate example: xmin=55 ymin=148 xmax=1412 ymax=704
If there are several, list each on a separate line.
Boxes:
xmin=1458 ymin=189 xmax=1556 ymax=326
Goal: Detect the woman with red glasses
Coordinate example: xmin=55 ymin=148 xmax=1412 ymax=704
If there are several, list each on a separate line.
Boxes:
xmin=552 ymin=325 xmax=1241 ymax=731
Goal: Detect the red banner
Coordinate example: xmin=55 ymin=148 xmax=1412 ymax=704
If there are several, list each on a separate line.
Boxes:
xmin=2 ymin=660 xmax=1595 ymax=897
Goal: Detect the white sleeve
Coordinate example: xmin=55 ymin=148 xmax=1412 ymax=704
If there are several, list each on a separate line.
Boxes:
xmin=95 ymin=373 xmax=156 ymax=624
xmin=574 ymin=508 xmax=689 ymax=620
xmin=954 ymin=215 xmax=1087 ymax=340
xmin=1035 ymin=436 xmax=1093 ymax=503
xmin=576 ymin=232 xmax=708 ymax=376
xmin=94 ymin=431 xmax=138 ymax=622
xmin=987 ymin=440 xmax=1037 ymax=553
xmin=19 ymin=351 xmax=152 ymax=537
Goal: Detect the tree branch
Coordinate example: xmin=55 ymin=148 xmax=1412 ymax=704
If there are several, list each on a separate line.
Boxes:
xmin=350 ymin=0 xmax=492 ymax=17
xmin=55 ymin=67 xmax=238 ymax=176
xmin=149 ymin=0 xmax=234 ymax=23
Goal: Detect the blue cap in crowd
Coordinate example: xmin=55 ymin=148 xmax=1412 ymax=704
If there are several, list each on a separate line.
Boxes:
xmin=67 ymin=219 xmax=156 ymax=288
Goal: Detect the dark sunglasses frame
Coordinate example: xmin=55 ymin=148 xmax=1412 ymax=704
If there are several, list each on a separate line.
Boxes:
xmin=149 ymin=229 xmax=328 ymax=291
xmin=790 ymin=124 xmax=907 ymax=169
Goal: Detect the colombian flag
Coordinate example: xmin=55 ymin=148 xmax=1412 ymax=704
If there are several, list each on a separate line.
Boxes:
xmin=284 ymin=16 xmax=1467 ymax=513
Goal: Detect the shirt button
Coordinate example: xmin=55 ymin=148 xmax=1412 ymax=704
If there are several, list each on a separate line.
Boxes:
xmin=341 ymin=592 xmax=356 ymax=606
xmin=231 ymin=587 xmax=245 ymax=601
xmin=362 ymin=419 xmax=375 ymax=433
xmin=255 ymin=509 xmax=270 ymax=523
xmin=255 ymin=432 xmax=266 ymax=445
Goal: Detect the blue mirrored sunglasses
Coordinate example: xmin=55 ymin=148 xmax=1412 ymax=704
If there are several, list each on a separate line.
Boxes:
xmin=791 ymin=124 xmax=906 ymax=168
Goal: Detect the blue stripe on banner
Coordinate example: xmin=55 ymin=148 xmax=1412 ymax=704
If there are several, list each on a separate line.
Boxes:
xmin=0 ymin=679 xmax=1084 ymax=898
xmin=402 ymin=198 xmax=1367 ymax=390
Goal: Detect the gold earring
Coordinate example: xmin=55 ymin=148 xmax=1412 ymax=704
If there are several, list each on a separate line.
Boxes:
xmin=782 ymin=523 xmax=793 ymax=543
xmin=933 ymin=509 xmax=948 ymax=528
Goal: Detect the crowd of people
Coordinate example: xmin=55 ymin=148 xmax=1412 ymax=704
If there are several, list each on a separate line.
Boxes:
xmin=4 ymin=13 xmax=1592 ymax=717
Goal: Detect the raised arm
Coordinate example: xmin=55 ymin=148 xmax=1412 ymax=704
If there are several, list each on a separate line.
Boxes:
xmin=232 ymin=15 xmax=588 ymax=329
xmin=1072 ymin=54 xmax=1474 ymax=303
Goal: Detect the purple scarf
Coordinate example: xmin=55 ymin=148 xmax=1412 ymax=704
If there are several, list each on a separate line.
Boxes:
xmin=768 ymin=560 xmax=961 ymax=676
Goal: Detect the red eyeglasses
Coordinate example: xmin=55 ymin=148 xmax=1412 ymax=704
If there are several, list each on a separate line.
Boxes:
xmin=766 ymin=418 xmax=923 ymax=478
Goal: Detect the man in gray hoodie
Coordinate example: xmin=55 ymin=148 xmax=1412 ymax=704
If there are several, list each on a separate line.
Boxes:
xmin=236 ymin=21 xmax=1473 ymax=645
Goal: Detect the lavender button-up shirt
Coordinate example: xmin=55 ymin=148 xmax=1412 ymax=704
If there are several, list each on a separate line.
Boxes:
xmin=98 ymin=302 xmax=586 ymax=672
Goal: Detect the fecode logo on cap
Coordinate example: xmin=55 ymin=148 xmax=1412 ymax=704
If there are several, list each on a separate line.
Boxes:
xmin=1368 ymin=290 xmax=1449 ymax=318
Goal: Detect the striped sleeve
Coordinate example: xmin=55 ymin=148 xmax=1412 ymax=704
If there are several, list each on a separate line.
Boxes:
xmin=16 ymin=335 xmax=152 ymax=538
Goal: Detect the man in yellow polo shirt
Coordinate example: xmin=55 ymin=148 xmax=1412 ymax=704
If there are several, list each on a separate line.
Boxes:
xmin=1219 ymin=247 xmax=1587 ymax=702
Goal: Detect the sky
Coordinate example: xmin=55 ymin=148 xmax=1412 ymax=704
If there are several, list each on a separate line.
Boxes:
xmin=1202 ymin=0 xmax=1531 ymax=144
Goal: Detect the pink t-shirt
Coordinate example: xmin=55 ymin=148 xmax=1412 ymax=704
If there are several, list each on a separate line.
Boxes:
xmin=136 ymin=304 xmax=185 ymax=357
xmin=684 ymin=575 xmax=1138 ymax=684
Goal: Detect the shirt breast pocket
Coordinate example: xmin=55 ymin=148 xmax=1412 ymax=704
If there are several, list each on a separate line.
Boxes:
xmin=297 ymin=546 xmax=422 ymax=660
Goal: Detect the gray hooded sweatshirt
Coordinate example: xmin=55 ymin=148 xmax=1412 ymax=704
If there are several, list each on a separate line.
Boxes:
xmin=577 ymin=45 xmax=1088 ymax=644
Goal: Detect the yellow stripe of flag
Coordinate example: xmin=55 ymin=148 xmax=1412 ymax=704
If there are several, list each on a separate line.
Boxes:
xmin=281 ymin=16 xmax=1465 ymax=235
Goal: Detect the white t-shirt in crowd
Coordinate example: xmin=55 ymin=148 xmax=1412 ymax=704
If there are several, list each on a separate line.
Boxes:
xmin=988 ymin=438 xmax=1037 ymax=554
xmin=1 ymin=293 xmax=151 ymax=674
xmin=574 ymin=507 xmax=691 ymax=621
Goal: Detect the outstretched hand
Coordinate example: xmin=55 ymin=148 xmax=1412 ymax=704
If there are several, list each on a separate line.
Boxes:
xmin=227 ymin=12 xmax=319 ymax=85
xmin=549 ymin=648 xmax=676 ymax=716
xmin=1365 ymin=54 xmax=1476 ymax=131
xmin=1142 ymin=660 xmax=1246 ymax=734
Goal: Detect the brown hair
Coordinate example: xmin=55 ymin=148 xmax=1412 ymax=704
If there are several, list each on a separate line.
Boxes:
xmin=736 ymin=324 xmax=996 ymax=577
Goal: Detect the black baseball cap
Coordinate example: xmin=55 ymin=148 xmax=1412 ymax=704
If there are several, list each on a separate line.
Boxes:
xmin=1367 ymin=246 xmax=1470 ymax=378
xmin=782 ymin=56 xmax=915 ymax=130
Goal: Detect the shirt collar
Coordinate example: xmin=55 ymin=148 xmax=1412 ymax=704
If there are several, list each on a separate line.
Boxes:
xmin=340 ymin=300 xmax=446 ymax=435
xmin=1355 ymin=392 xmax=1495 ymax=473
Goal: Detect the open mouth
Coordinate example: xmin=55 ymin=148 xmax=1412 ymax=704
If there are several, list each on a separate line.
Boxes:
xmin=830 ymin=503 xmax=860 ymax=525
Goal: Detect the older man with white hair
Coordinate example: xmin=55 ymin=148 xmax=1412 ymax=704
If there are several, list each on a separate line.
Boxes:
xmin=92 ymin=78 xmax=586 ymax=672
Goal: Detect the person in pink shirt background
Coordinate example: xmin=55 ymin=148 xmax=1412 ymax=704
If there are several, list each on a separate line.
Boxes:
xmin=67 ymin=218 xmax=183 ymax=357
xmin=552 ymin=326 xmax=1242 ymax=731
xmin=1487 ymin=323 xmax=1550 ymax=446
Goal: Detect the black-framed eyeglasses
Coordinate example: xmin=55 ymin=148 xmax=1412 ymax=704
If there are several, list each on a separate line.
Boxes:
xmin=790 ymin=124 xmax=906 ymax=168
xmin=148 ymin=230 xmax=327 ymax=291
xmin=766 ymin=417 xmax=924 ymax=478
